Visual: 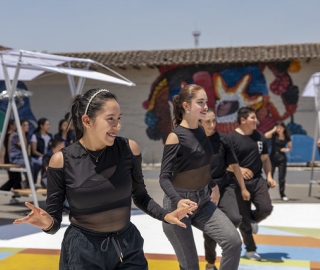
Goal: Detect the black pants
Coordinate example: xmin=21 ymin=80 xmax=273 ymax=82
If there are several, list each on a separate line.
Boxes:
xmin=271 ymin=155 xmax=287 ymax=197
xmin=234 ymin=175 xmax=273 ymax=252
xmin=60 ymin=222 xmax=148 ymax=270
xmin=203 ymin=175 xmax=242 ymax=264
xmin=0 ymin=171 xmax=22 ymax=191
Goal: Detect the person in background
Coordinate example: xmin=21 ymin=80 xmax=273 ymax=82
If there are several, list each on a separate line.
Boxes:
xmin=54 ymin=119 xmax=75 ymax=147
xmin=13 ymin=88 xmax=197 ymax=270
xmin=228 ymin=107 xmax=276 ymax=261
xmin=160 ymin=84 xmax=242 ymax=270
xmin=41 ymin=137 xmax=65 ymax=188
xmin=0 ymin=119 xmax=22 ymax=204
xmin=8 ymin=119 xmax=31 ymax=194
xmin=264 ymin=122 xmax=292 ymax=201
xmin=31 ymin=118 xmax=52 ymax=184
xmin=199 ymin=108 xmax=250 ymax=270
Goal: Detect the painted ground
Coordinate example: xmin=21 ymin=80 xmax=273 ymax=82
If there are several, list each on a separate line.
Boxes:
xmin=0 ymin=203 xmax=319 ymax=270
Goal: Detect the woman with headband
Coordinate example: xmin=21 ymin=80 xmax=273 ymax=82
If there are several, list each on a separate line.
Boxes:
xmin=13 ymin=88 xmax=197 ymax=270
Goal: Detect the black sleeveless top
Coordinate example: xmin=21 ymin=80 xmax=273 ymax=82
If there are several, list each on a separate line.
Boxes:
xmin=45 ymin=137 xmax=168 ymax=234
xmin=159 ymin=125 xmax=214 ymax=206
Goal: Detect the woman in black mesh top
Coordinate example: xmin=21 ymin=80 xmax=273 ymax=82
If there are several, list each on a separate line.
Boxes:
xmin=13 ymin=88 xmax=197 ymax=270
xmin=160 ymin=84 xmax=242 ymax=270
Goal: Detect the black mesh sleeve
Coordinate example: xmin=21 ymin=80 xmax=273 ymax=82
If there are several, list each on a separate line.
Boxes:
xmin=159 ymin=144 xmax=183 ymax=206
xmin=44 ymin=167 xmax=66 ymax=234
xmin=131 ymin=154 xmax=169 ymax=221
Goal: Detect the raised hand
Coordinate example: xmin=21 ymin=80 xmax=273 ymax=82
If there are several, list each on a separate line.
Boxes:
xmin=13 ymin=202 xmax=53 ymax=230
xmin=164 ymin=204 xmax=198 ymax=228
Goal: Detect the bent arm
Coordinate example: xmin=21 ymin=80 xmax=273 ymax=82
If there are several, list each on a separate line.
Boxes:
xmin=159 ymin=133 xmax=183 ymax=206
xmin=230 ymin=163 xmax=246 ymax=190
xmin=283 ymin=141 xmax=292 ymax=152
xmin=129 ymin=140 xmax=169 ymax=221
xmin=44 ymin=151 xmax=65 ymax=234
xmin=261 ymin=154 xmax=272 ymax=180
xmin=264 ymin=126 xmax=276 ymax=139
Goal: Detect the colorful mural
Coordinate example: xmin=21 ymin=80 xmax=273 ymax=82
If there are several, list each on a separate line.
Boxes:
xmin=143 ymin=61 xmax=303 ymax=143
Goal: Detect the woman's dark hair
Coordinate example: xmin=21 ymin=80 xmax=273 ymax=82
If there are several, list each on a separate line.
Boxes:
xmin=275 ymin=122 xmax=291 ymax=141
xmin=7 ymin=119 xmax=15 ymax=131
xmin=49 ymin=137 xmax=64 ymax=149
xmin=70 ymin=88 xmax=117 ymax=141
xmin=237 ymin=107 xmax=256 ymax=124
xmin=58 ymin=119 xmax=67 ymax=133
xmin=20 ymin=119 xmax=28 ymax=125
xmin=34 ymin=118 xmax=48 ymax=133
xmin=64 ymin=112 xmax=70 ymax=121
xmin=172 ymin=84 xmax=204 ymax=128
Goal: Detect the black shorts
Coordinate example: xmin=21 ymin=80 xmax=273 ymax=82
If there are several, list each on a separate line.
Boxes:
xmin=60 ymin=222 xmax=148 ymax=270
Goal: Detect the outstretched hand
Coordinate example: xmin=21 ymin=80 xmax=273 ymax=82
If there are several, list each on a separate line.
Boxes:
xmin=164 ymin=205 xmax=198 ymax=228
xmin=13 ymin=202 xmax=53 ymax=230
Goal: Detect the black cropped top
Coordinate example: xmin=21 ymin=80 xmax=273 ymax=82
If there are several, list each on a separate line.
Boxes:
xmin=159 ymin=125 xmax=213 ymax=206
xmin=45 ymin=137 xmax=168 ymax=234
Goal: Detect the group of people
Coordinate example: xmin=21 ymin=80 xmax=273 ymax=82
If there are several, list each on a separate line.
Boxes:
xmin=0 ymin=115 xmax=76 ymax=203
xmin=12 ymin=85 xmax=291 ymax=270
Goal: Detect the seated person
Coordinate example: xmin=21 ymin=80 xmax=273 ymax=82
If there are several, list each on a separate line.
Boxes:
xmin=41 ymin=137 xmax=65 ymax=188
xmin=9 ymin=119 xmax=32 ymax=189
xmin=54 ymin=119 xmax=75 ymax=147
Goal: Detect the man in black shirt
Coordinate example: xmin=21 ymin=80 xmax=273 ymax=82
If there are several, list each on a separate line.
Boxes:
xmin=228 ymin=107 xmax=276 ymax=261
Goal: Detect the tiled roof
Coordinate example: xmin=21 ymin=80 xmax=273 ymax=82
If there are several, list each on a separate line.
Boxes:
xmin=0 ymin=45 xmax=11 ymax=51
xmin=57 ymin=43 xmax=320 ymax=68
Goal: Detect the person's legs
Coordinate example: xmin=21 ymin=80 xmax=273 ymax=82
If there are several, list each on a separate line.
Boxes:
xmin=203 ymin=232 xmax=217 ymax=266
xmin=251 ymin=176 xmax=273 ymax=223
xmin=235 ymin=181 xmax=256 ymax=252
xmin=0 ymin=179 xmax=13 ymax=191
xmin=11 ymin=171 xmax=22 ymax=189
xmin=194 ymin=200 xmax=242 ymax=270
xmin=278 ymin=160 xmax=287 ymax=198
xmin=271 ymin=158 xmax=276 ymax=178
xmin=218 ymin=180 xmax=242 ymax=228
xmin=203 ymin=179 xmax=242 ymax=268
xmin=163 ymin=194 xmax=199 ymax=270
xmin=32 ymin=163 xmax=42 ymax=184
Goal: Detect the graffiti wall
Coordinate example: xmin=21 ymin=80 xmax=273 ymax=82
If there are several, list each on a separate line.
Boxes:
xmin=143 ymin=61 xmax=304 ymax=144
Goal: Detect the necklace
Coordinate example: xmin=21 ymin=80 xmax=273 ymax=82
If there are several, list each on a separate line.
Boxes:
xmin=82 ymin=144 xmax=107 ymax=162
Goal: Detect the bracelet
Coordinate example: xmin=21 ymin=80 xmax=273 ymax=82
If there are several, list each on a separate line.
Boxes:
xmin=42 ymin=218 xmax=54 ymax=231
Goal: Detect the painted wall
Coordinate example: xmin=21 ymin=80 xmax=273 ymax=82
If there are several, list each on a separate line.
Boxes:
xmin=1 ymin=59 xmax=319 ymax=163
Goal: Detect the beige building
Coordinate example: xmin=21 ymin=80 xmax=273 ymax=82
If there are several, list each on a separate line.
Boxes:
xmin=4 ymin=43 xmax=320 ymax=163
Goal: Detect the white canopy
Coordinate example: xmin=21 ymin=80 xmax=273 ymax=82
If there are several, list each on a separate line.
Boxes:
xmin=302 ymin=72 xmax=320 ymax=196
xmin=0 ymin=49 xmax=135 ymax=86
xmin=0 ymin=49 xmax=135 ymax=207
xmin=302 ymin=72 xmax=320 ymax=97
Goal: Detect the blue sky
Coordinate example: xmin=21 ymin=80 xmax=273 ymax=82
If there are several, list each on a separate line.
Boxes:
xmin=1 ymin=0 xmax=320 ymax=53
